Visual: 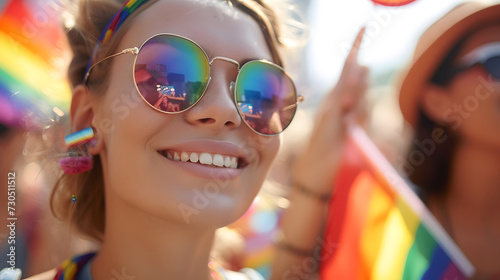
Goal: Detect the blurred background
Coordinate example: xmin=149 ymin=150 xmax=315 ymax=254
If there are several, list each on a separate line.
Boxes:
xmin=278 ymin=0 xmax=500 ymax=176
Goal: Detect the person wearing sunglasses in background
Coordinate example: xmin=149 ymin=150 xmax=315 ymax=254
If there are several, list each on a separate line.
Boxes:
xmin=271 ymin=2 xmax=500 ymax=279
xmin=269 ymin=1 xmax=500 ymax=279
xmin=23 ymin=0 xmax=352 ymax=279
xmin=399 ymin=2 xmax=500 ymax=278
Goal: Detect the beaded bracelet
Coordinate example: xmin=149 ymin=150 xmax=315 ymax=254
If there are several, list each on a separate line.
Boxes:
xmin=275 ymin=240 xmax=313 ymax=257
xmin=294 ymin=182 xmax=331 ymax=203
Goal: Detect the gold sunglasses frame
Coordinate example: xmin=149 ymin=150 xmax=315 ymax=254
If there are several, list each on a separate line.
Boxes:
xmin=83 ymin=33 xmax=303 ymax=136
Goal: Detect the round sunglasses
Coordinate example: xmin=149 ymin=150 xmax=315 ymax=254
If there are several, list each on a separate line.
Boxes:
xmin=84 ymin=33 xmax=303 ymax=136
xmin=453 ymin=42 xmax=500 ymax=80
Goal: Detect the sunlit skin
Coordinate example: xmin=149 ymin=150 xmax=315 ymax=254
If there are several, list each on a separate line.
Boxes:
xmin=68 ymin=0 xmax=281 ymax=279
xmin=422 ymin=25 xmax=500 ymax=278
xmin=443 ymin=25 xmax=500 ymax=150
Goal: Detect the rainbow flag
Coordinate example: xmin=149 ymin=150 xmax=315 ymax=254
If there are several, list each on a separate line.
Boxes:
xmin=320 ymin=122 xmax=475 ymax=279
xmin=0 ymin=0 xmax=71 ymax=128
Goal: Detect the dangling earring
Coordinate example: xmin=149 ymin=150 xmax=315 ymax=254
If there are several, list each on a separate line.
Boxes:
xmin=58 ymin=127 xmax=95 ymax=175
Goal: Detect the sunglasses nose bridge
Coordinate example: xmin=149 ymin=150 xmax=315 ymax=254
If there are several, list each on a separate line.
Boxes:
xmin=208 ymin=56 xmax=240 ymax=98
xmin=209 ymin=56 xmax=240 ymax=69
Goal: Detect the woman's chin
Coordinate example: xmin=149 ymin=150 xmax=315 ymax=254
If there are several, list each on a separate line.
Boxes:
xmin=175 ymin=198 xmax=252 ymax=229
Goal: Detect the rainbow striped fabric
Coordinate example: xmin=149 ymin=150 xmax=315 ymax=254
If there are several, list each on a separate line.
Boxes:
xmin=0 ymin=0 xmax=70 ymax=128
xmin=54 ymin=252 xmax=96 ymax=280
xmin=320 ymin=123 xmax=475 ymax=279
xmin=99 ymin=0 xmax=150 ymax=45
xmin=84 ymin=0 xmax=150 ymax=82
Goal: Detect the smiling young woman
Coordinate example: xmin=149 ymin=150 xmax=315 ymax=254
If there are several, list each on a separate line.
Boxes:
xmin=24 ymin=0 xmax=300 ymax=279
xmin=19 ymin=0 xmax=363 ymax=278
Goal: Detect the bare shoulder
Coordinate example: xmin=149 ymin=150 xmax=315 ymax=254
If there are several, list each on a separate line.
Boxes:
xmin=23 ymin=269 xmax=57 ymax=280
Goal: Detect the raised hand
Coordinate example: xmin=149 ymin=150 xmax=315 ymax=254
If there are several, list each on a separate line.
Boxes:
xmin=293 ymin=27 xmax=369 ymax=195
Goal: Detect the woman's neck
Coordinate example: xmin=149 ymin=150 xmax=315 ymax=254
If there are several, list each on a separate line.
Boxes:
xmin=429 ymin=142 xmax=500 ymax=276
xmin=92 ymin=196 xmax=216 ymax=280
xmin=446 ymin=142 xmax=500 ymax=227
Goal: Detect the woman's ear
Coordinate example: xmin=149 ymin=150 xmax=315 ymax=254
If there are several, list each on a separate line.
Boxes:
xmin=71 ymin=84 xmax=104 ymax=155
xmin=71 ymin=84 xmax=93 ymax=128
xmin=420 ymin=84 xmax=452 ymax=125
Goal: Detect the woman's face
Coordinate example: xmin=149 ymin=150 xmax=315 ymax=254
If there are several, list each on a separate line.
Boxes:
xmin=91 ymin=0 xmax=280 ymax=227
xmin=444 ymin=24 xmax=500 ymax=151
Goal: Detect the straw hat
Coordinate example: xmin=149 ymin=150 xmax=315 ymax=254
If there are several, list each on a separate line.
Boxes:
xmin=398 ymin=2 xmax=500 ymax=126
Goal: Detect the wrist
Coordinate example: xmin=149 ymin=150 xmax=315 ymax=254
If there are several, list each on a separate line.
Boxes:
xmin=273 ymin=230 xmax=314 ymax=257
xmin=293 ymin=182 xmax=331 ymax=203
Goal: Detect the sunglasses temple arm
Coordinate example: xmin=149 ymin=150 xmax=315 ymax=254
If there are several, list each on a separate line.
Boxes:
xmin=83 ymin=47 xmax=139 ymax=84
xmin=280 ymin=95 xmax=304 ymax=112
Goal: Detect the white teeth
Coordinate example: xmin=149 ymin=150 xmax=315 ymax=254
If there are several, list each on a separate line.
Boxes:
xmin=165 ymin=150 xmax=239 ymax=168
xmin=224 ymin=156 xmax=231 ymax=168
xmin=181 ymin=152 xmax=189 ymax=162
xmin=230 ymin=157 xmax=237 ymax=169
xmin=213 ymin=154 xmax=224 ymax=167
xmin=199 ymin=153 xmax=212 ymax=165
xmin=189 ymin=152 xmax=199 ymax=163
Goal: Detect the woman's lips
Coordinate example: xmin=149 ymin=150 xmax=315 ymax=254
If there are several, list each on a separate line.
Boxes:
xmin=156 ymin=140 xmax=250 ymax=179
xmin=159 ymin=150 xmax=239 ymax=168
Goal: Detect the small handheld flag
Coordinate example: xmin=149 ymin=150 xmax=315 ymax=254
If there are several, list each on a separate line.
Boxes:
xmin=319 ymin=122 xmax=474 ymax=279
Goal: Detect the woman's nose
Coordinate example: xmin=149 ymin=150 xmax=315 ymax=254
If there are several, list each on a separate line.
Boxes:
xmin=184 ymin=61 xmax=242 ymax=133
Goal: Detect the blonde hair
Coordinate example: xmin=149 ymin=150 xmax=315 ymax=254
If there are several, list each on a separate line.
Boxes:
xmin=51 ymin=0 xmax=286 ymax=242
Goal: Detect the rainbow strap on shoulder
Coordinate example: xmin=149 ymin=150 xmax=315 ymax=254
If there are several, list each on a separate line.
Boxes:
xmin=53 ymin=252 xmax=96 ymax=280
xmin=83 ymin=0 xmax=151 ymax=82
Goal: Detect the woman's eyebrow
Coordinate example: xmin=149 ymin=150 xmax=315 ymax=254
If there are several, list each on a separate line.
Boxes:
xmin=203 ymin=44 xmax=269 ymax=66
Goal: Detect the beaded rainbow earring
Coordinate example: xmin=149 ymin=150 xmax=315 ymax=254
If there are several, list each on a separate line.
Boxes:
xmin=58 ymin=127 xmax=95 ymax=175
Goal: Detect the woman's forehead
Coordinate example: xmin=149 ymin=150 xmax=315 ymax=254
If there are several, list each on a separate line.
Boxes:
xmin=120 ymin=0 xmax=241 ymax=40
xmin=118 ymin=0 xmax=273 ymax=62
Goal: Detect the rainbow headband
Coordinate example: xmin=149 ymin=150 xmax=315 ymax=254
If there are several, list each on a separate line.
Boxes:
xmin=83 ymin=0 xmax=151 ymax=82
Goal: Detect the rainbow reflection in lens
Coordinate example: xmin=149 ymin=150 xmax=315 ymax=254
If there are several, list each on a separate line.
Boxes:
xmin=235 ymin=60 xmax=297 ymax=135
xmin=133 ymin=34 xmax=210 ymax=113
